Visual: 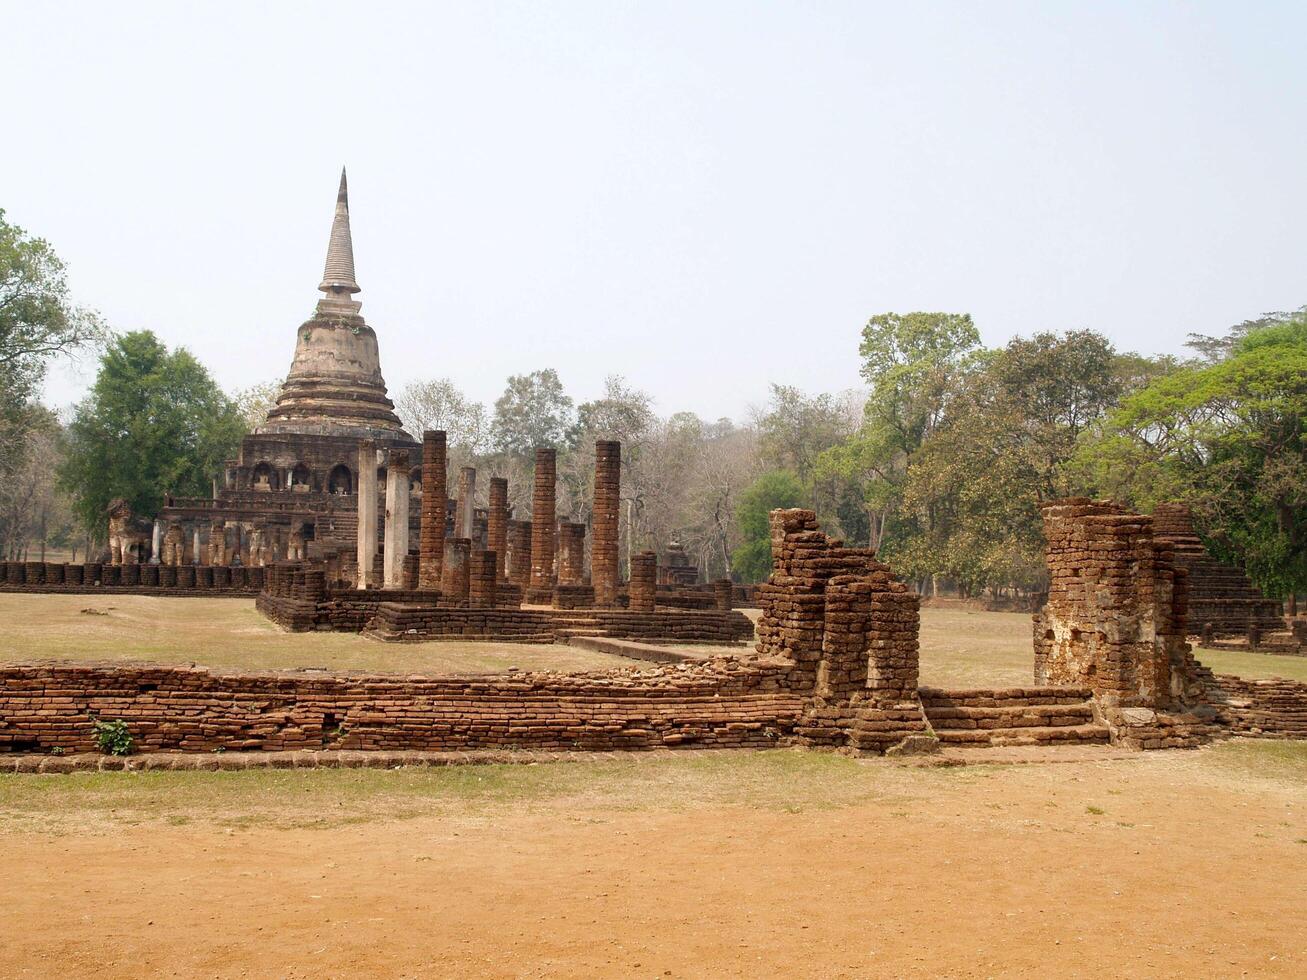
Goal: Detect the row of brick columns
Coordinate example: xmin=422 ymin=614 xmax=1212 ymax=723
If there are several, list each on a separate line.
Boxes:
xmin=356 ymin=435 xmax=633 ymax=607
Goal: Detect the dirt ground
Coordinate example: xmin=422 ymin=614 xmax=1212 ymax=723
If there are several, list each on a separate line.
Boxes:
xmin=0 ymin=742 xmax=1304 ymax=978
xmin=2 ymin=596 xmax=1305 ymax=976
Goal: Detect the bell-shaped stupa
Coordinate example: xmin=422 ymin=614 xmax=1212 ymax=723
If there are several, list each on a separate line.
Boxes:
xmin=258 ymin=169 xmax=410 ymax=439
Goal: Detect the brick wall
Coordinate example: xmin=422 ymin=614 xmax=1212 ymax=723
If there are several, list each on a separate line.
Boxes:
xmin=0 ymin=660 xmax=802 ymax=755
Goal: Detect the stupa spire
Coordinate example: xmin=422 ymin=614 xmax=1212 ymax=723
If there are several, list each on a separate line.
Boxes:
xmin=318 ymin=167 xmax=360 ymax=303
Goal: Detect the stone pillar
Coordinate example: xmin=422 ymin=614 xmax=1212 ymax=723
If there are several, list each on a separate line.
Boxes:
xmin=456 ymin=466 xmax=476 ymax=540
xmin=714 ymin=578 xmax=733 ymax=611
xmin=442 ymin=538 xmax=471 ymax=606
xmin=357 ymin=440 xmax=379 ymax=589
xmin=592 ymin=440 xmax=621 ymax=606
xmin=487 ymin=478 xmax=509 ymax=582
xmin=469 ymin=550 xmax=497 ymax=607
xmin=209 ymin=519 xmax=227 ymax=566
xmin=529 ymin=448 xmax=557 ymax=593
xmin=629 ymin=550 xmax=657 ymax=612
xmin=558 ymin=522 xmax=586 ymax=585
xmin=418 ymin=430 xmax=447 ymax=591
xmin=383 ymin=448 xmax=410 ymax=589
xmin=507 ymin=519 xmax=532 ymax=589
xmin=192 ymin=527 xmax=202 ymax=566
xmin=150 ymin=520 xmax=163 ymax=565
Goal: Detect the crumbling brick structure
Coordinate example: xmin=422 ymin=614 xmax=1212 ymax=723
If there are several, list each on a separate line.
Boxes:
xmin=1151 ymin=502 xmax=1284 ymax=636
xmin=1034 ymin=499 xmax=1196 ymax=704
xmin=468 ymin=550 xmax=497 ymax=608
xmin=506 ymin=520 xmax=532 ymax=590
xmin=418 ymin=430 xmax=447 ymax=590
xmin=558 ymin=522 xmax=586 ymax=585
xmin=1033 ymin=498 xmax=1221 ymax=748
xmin=441 ymin=538 xmax=471 ymax=607
xmin=629 ymin=551 xmax=657 ymax=613
xmin=528 ymin=448 xmax=557 ymax=602
xmin=592 ymin=440 xmax=621 ymax=606
xmin=754 ymin=509 xmax=930 ymax=754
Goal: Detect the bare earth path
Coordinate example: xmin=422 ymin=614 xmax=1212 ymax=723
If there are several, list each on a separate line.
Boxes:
xmin=1 ymin=744 xmax=1305 ymax=978
xmin=2 ymin=596 xmax=1305 ymax=976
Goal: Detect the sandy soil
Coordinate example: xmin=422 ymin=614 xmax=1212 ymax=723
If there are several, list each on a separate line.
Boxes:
xmin=1 ymin=743 xmax=1304 ymax=978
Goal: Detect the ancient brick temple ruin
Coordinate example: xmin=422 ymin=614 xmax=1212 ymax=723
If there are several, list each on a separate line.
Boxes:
xmin=4 ymin=500 xmax=1306 ymax=759
xmin=1032 ymin=498 xmax=1304 ymax=748
xmin=140 ymin=170 xmax=425 ymax=568
xmin=1151 ymin=503 xmax=1285 ymax=636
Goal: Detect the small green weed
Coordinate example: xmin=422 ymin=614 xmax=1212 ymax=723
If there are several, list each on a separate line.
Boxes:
xmin=92 ymin=719 xmax=134 ymax=756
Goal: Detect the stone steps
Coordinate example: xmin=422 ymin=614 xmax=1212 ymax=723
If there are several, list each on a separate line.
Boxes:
xmin=935 ymin=723 xmax=1111 ymax=747
xmin=920 ymin=686 xmax=1110 ymax=748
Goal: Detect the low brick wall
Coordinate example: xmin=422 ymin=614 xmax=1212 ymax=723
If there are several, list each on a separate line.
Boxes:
xmin=0 ymin=561 xmax=262 ymax=597
xmin=0 ymin=659 xmax=802 ymax=755
xmin=1208 ymin=674 xmax=1307 ymax=739
xmin=257 ymin=590 xmax=755 ymax=645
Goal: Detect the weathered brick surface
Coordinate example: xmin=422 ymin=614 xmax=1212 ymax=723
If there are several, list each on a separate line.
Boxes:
xmin=529 ymin=448 xmax=557 ymax=593
xmin=754 ymin=509 xmax=930 ymax=754
xmin=592 ymin=440 xmax=621 ymax=606
xmin=0 ymin=659 xmax=801 ymax=755
xmin=0 ymin=561 xmax=260 ymax=597
xmin=418 ymin=430 xmax=447 ymax=590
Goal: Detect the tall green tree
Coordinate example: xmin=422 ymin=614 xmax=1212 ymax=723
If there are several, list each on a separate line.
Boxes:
xmin=731 ymin=470 xmax=804 ymax=582
xmin=817 ymin=312 xmax=983 ymax=554
xmin=60 ymin=331 xmax=244 ymax=535
xmin=492 ymin=368 xmax=574 ymax=458
xmin=896 ymin=330 xmax=1132 ymax=593
xmin=1 ymin=209 xmax=103 ymax=472
xmin=1077 ymin=314 xmax=1307 ymax=598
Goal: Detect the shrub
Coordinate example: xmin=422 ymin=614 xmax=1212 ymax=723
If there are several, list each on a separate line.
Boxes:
xmin=92 ymin=719 xmax=134 ymax=756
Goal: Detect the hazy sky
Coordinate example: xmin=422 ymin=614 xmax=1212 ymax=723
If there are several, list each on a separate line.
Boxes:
xmin=6 ymin=1 xmax=1304 ymax=422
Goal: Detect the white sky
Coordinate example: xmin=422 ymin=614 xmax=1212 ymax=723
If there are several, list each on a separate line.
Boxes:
xmin=6 ymin=1 xmax=1305 ymax=422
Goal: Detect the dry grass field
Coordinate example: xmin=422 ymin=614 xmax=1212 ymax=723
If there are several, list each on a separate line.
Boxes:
xmin=2 ymin=594 xmax=1303 ymax=684
xmin=1 ymin=593 xmax=1305 ymax=976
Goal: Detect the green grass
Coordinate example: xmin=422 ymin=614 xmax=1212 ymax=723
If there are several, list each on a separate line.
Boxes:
xmin=1195 ymin=646 xmax=1307 ymax=683
xmin=1200 ymin=738 xmax=1307 ymax=783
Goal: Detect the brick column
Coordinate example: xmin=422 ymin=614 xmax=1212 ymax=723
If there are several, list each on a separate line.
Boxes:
xmin=592 ymin=440 xmax=621 ymax=606
xmin=418 ymin=430 xmax=447 ymax=590
xmin=441 ymin=538 xmax=471 ymax=606
xmin=456 ymin=466 xmax=476 ymax=539
xmin=629 ymin=550 xmax=657 ymax=612
xmin=469 ymin=550 xmax=497 ymax=607
xmin=383 ymin=448 xmax=410 ymax=589
xmin=487 ymin=477 xmax=509 ymax=582
xmin=558 ymin=522 xmax=586 ymax=585
xmin=529 ymin=448 xmax=557 ymax=593
xmin=507 ymin=520 xmax=532 ymax=588
xmin=714 ymin=578 xmax=733 ymax=610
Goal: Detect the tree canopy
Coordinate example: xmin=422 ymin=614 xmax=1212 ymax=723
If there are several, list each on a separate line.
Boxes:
xmin=60 ymin=331 xmax=244 ymax=534
xmin=493 ymin=369 xmax=574 ymax=457
xmin=1076 ymin=314 xmax=1307 ymax=597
